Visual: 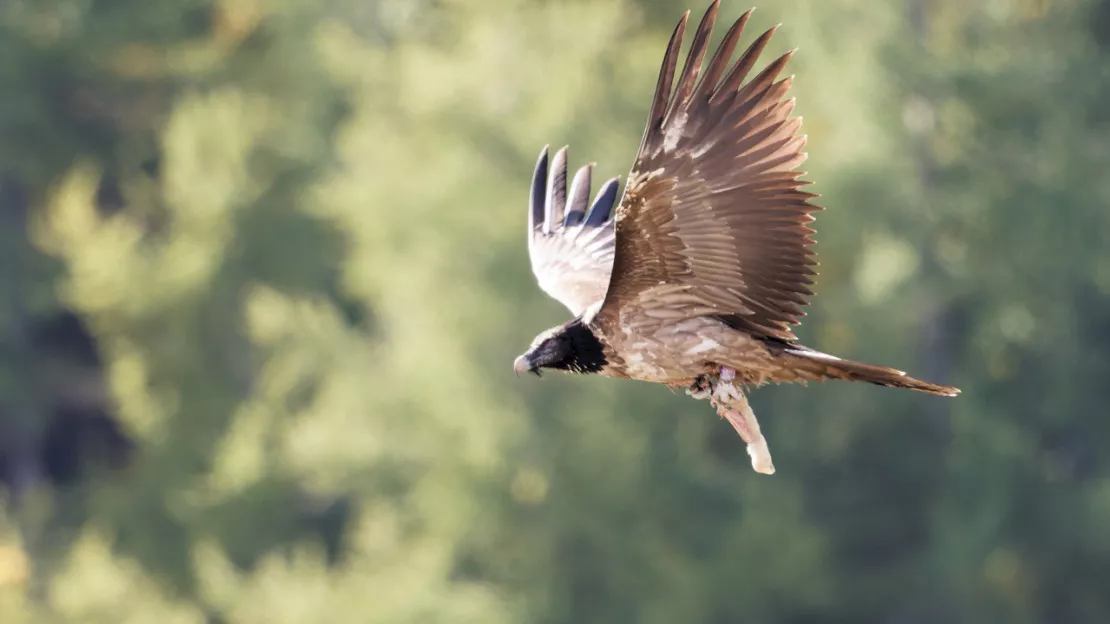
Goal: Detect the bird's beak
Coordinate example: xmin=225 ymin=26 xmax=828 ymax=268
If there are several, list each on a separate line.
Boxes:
xmin=513 ymin=354 xmax=533 ymax=377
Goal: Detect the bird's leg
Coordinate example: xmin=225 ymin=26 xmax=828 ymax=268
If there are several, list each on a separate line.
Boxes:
xmin=712 ymin=367 xmax=743 ymax=403
xmin=712 ymin=367 xmax=775 ymax=475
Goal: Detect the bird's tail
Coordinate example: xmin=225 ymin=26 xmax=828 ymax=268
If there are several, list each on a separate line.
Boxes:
xmin=781 ymin=347 xmax=960 ymax=397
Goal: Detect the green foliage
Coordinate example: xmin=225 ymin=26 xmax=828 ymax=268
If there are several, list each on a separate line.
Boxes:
xmin=1 ymin=0 xmax=1108 ymax=622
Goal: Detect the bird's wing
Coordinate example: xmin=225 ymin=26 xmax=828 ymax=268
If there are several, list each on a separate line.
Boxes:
xmin=527 ymin=145 xmax=621 ymax=317
xmin=597 ymin=1 xmax=820 ymax=341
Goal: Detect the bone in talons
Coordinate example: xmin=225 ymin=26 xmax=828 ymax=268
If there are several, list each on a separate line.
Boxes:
xmin=709 ymin=368 xmax=775 ymax=475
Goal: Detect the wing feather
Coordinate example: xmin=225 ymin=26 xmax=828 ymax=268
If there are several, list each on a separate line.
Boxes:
xmin=527 ymin=145 xmax=620 ymax=317
xmin=599 ymin=0 xmax=820 ymax=341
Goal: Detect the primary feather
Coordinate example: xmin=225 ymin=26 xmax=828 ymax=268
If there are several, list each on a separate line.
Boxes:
xmin=595 ymin=4 xmax=819 ymax=342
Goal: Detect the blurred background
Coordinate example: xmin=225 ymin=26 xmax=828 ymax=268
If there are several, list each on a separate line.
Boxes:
xmin=1 ymin=0 xmax=1108 ymax=621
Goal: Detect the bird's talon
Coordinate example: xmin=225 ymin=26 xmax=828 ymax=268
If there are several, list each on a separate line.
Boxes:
xmin=712 ymin=381 xmax=741 ymax=404
xmin=686 ymin=375 xmax=714 ymax=400
xmin=686 ymin=387 xmax=711 ymax=400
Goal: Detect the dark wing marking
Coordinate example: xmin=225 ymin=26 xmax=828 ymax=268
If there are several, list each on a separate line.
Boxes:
xmin=528 ymin=145 xmax=621 ymax=317
xmin=599 ymin=0 xmax=820 ymax=341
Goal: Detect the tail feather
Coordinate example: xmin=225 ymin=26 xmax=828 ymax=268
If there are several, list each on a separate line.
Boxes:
xmin=783 ymin=347 xmax=960 ymax=397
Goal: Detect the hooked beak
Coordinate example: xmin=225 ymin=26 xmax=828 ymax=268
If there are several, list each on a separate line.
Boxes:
xmin=513 ymin=354 xmax=535 ymax=377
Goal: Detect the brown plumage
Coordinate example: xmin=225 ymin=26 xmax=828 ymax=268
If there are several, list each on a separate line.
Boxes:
xmin=515 ymin=1 xmax=959 ymax=471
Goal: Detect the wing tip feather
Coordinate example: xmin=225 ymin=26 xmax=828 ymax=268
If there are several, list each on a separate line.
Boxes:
xmin=544 ymin=146 xmax=570 ymax=233
xmin=564 ymin=163 xmax=595 ymax=227
xmin=529 ymin=145 xmax=550 ymax=232
xmin=585 ymin=176 xmax=621 ymax=226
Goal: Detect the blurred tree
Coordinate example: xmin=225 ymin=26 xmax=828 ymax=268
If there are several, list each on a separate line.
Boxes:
xmin=871 ymin=1 xmax=1110 ymax=621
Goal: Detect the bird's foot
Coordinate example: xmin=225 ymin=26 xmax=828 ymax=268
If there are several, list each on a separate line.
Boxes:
xmin=687 ymin=367 xmax=776 ymax=474
xmin=685 ymin=375 xmax=712 ymax=401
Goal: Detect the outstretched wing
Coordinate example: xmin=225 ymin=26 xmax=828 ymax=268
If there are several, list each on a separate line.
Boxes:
xmin=527 ymin=145 xmax=621 ymax=317
xmin=598 ymin=1 xmax=821 ymax=341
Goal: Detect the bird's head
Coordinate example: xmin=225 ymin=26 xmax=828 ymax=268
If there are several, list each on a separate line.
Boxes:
xmin=513 ymin=317 xmax=607 ymax=377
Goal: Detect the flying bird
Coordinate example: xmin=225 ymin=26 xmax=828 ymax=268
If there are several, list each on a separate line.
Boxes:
xmin=513 ymin=0 xmax=959 ymax=474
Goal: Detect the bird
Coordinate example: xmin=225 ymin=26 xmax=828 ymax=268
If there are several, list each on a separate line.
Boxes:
xmin=513 ymin=0 xmax=959 ymax=474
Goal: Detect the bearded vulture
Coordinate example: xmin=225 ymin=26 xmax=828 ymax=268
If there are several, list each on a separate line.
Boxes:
xmin=513 ymin=0 xmax=960 ymax=474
